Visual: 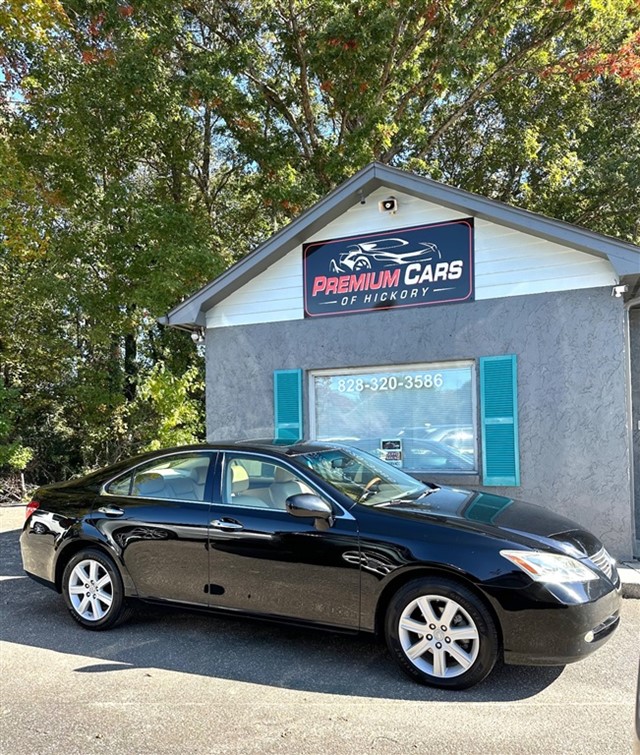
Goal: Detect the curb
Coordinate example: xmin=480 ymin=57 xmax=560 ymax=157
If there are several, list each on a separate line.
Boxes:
xmin=620 ymin=563 xmax=640 ymax=599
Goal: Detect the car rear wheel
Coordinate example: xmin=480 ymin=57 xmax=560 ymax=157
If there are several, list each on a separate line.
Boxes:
xmin=385 ymin=578 xmax=498 ymax=689
xmin=62 ymin=548 xmax=132 ymax=630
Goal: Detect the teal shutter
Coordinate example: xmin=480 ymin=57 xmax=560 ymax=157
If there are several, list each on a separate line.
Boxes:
xmin=479 ymin=355 xmax=520 ymax=486
xmin=274 ymin=369 xmax=303 ymax=440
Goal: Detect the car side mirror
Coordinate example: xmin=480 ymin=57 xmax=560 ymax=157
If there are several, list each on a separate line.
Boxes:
xmin=286 ymin=494 xmax=334 ymax=530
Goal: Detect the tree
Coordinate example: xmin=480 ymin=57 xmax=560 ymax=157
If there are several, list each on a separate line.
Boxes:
xmin=1 ymin=0 xmax=638 ymax=485
xmin=178 ymin=0 xmax=640 ymax=238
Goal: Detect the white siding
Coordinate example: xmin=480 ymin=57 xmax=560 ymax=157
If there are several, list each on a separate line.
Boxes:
xmin=206 ymin=187 xmax=617 ymax=328
xmin=206 ymin=252 xmax=302 ymax=328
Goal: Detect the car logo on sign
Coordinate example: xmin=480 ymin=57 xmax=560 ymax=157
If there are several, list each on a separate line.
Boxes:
xmin=329 ymin=238 xmax=442 ymax=274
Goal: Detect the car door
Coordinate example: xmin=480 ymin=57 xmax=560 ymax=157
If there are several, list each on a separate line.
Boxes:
xmin=206 ymin=452 xmax=361 ymax=629
xmin=94 ymin=451 xmax=215 ymax=606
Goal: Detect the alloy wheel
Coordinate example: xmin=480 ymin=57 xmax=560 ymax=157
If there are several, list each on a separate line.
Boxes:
xmin=398 ymin=594 xmax=480 ymax=678
xmin=67 ymin=558 xmax=114 ymax=621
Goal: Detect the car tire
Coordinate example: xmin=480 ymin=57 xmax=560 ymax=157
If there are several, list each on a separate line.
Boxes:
xmin=62 ymin=548 xmax=132 ymax=630
xmin=384 ymin=578 xmax=499 ymax=690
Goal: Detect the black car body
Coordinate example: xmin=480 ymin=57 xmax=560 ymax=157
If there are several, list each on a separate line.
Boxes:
xmin=20 ymin=441 xmax=622 ymax=689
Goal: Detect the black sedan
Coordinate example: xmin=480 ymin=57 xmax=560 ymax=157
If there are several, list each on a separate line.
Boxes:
xmin=20 ymin=441 xmax=621 ymax=690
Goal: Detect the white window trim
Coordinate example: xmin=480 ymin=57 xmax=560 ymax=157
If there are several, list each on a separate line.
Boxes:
xmin=308 ymin=360 xmax=478 ymax=475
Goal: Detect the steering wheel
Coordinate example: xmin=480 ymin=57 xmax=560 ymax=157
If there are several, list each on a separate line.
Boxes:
xmin=362 ymin=476 xmax=382 ymax=494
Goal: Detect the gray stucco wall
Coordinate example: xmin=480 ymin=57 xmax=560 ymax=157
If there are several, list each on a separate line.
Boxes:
xmin=205 ymin=287 xmax=633 ymax=559
xmin=630 ymin=307 xmax=640 ymax=547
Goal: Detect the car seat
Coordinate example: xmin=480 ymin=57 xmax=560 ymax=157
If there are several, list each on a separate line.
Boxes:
xmin=189 ymin=465 xmax=209 ymax=500
xmin=167 ymin=475 xmax=199 ymax=501
xmin=228 ymin=462 xmax=270 ymax=508
xmin=268 ymin=466 xmax=308 ymax=510
xmin=133 ymin=472 xmax=167 ymax=498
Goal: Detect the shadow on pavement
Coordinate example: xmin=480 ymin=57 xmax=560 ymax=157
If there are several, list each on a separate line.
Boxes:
xmin=0 ymin=528 xmax=564 ymax=701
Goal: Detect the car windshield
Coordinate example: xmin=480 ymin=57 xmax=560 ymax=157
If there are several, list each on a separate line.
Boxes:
xmin=299 ymin=447 xmax=428 ymax=505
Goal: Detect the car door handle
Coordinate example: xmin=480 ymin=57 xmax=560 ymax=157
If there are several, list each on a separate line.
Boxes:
xmin=97 ymin=505 xmax=125 ymax=517
xmin=210 ymin=519 xmax=243 ymax=531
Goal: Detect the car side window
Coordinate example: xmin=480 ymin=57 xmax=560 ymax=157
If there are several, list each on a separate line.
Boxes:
xmin=107 ymin=475 xmax=132 ymax=496
xmin=107 ymin=454 xmax=211 ymax=502
xmin=223 ymin=456 xmax=315 ymax=511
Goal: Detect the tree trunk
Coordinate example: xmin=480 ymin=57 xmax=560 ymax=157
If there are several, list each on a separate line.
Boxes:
xmin=124 ymin=333 xmax=137 ymax=402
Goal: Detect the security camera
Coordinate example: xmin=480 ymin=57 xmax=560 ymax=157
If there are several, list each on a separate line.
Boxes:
xmin=611 ymin=284 xmax=628 ymax=298
xmin=378 ymin=196 xmax=398 ymax=214
xmin=191 ymin=330 xmax=205 ymax=344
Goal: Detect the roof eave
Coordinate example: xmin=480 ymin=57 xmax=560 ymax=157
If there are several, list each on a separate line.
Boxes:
xmin=164 ymin=162 xmax=640 ymax=328
xmin=164 ymin=164 xmax=383 ymax=327
xmin=372 ymin=164 xmax=639 ymax=275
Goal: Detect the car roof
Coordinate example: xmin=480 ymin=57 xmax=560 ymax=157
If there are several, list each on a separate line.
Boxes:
xmin=223 ymin=439 xmax=341 ymax=455
xmin=66 ymin=439 xmax=345 ymax=488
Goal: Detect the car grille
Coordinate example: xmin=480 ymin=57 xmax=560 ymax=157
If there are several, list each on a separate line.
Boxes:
xmin=590 ymin=547 xmax=615 ymax=580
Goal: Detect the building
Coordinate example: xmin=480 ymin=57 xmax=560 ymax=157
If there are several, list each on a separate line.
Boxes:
xmin=162 ymin=163 xmax=640 ymax=560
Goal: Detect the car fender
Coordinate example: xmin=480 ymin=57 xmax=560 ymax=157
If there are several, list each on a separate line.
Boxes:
xmin=362 ymin=559 xmax=497 ymax=634
xmin=54 ymin=520 xmax=138 ymax=596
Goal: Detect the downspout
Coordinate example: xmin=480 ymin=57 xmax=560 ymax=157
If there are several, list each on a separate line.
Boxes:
xmin=624 ymin=295 xmax=640 ymax=557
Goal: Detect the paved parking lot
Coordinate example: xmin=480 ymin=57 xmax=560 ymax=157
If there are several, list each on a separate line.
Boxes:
xmin=1 ymin=504 xmax=638 ymax=755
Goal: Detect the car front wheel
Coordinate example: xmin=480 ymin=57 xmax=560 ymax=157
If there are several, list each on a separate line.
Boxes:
xmin=385 ymin=578 xmax=499 ymax=689
xmin=62 ymin=548 xmax=131 ymax=630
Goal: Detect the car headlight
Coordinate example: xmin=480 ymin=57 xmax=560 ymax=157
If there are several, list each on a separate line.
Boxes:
xmin=500 ymin=550 xmax=599 ymax=583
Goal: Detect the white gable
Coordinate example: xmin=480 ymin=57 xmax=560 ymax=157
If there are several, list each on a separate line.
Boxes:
xmin=206 ymin=187 xmax=617 ymax=329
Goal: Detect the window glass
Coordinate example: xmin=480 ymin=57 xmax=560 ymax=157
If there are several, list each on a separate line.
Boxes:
xmin=223 ymin=456 xmax=316 ymax=511
xmin=312 ymin=362 xmax=476 ymax=473
xmin=300 ymin=447 xmax=427 ymax=506
xmin=107 ymin=475 xmax=132 ymax=496
xmin=239 ymin=458 xmax=275 ymax=479
xmin=111 ymin=454 xmax=211 ymax=502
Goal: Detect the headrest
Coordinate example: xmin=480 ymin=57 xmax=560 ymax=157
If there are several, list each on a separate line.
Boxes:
xmin=190 ymin=465 xmax=208 ymax=485
xmin=135 ymin=473 xmax=166 ymax=496
xmin=230 ymin=464 xmax=249 ymax=493
xmin=278 ymin=482 xmax=303 ymax=498
xmin=274 ymin=466 xmax=296 ymax=483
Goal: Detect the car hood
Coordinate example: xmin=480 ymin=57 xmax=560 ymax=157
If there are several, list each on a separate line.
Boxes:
xmin=378 ymin=487 xmax=602 ymax=556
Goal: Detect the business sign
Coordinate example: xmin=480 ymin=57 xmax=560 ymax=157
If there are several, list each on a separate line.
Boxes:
xmin=380 ymin=439 xmax=403 ymax=468
xmin=303 ymin=218 xmax=474 ymax=318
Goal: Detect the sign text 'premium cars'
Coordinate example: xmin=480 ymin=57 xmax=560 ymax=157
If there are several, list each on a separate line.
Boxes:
xmin=303 ymin=219 xmax=474 ymax=317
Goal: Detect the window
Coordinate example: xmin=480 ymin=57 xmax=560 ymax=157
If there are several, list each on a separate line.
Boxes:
xmin=300 ymin=446 xmax=427 ymax=506
xmin=107 ymin=475 xmax=132 ymax=496
xmin=106 ymin=454 xmax=211 ymax=501
xmin=223 ymin=455 xmax=316 ymax=510
xmin=310 ymin=362 xmax=477 ymax=474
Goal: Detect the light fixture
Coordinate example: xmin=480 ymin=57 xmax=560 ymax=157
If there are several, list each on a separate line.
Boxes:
xmin=191 ymin=328 xmax=205 ymax=344
xmin=378 ymin=196 xmax=398 ymax=214
xmin=611 ymin=284 xmax=628 ymax=298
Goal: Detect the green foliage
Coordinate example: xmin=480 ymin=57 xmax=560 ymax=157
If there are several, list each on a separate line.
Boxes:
xmin=1 ymin=0 xmax=638 ymax=484
xmin=1 ymin=444 xmax=34 ymax=472
xmin=133 ymin=362 xmax=205 ymax=451
xmin=0 ymin=380 xmax=33 ymax=472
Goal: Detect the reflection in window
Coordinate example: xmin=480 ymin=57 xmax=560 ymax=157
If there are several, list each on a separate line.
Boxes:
xmin=108 ymin=455 xmax=210 ymax=501
xmin=107 ymin=475 xmax=132 ymax=496
xmin=312 ymin=362 xmax=476 ymax=473
xmin=223 ymin=456 xmax=315 ymax=510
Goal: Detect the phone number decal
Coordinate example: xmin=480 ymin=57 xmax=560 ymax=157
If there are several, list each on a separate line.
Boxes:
xmin=336 ymin=374 xmax=444 ymax=393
